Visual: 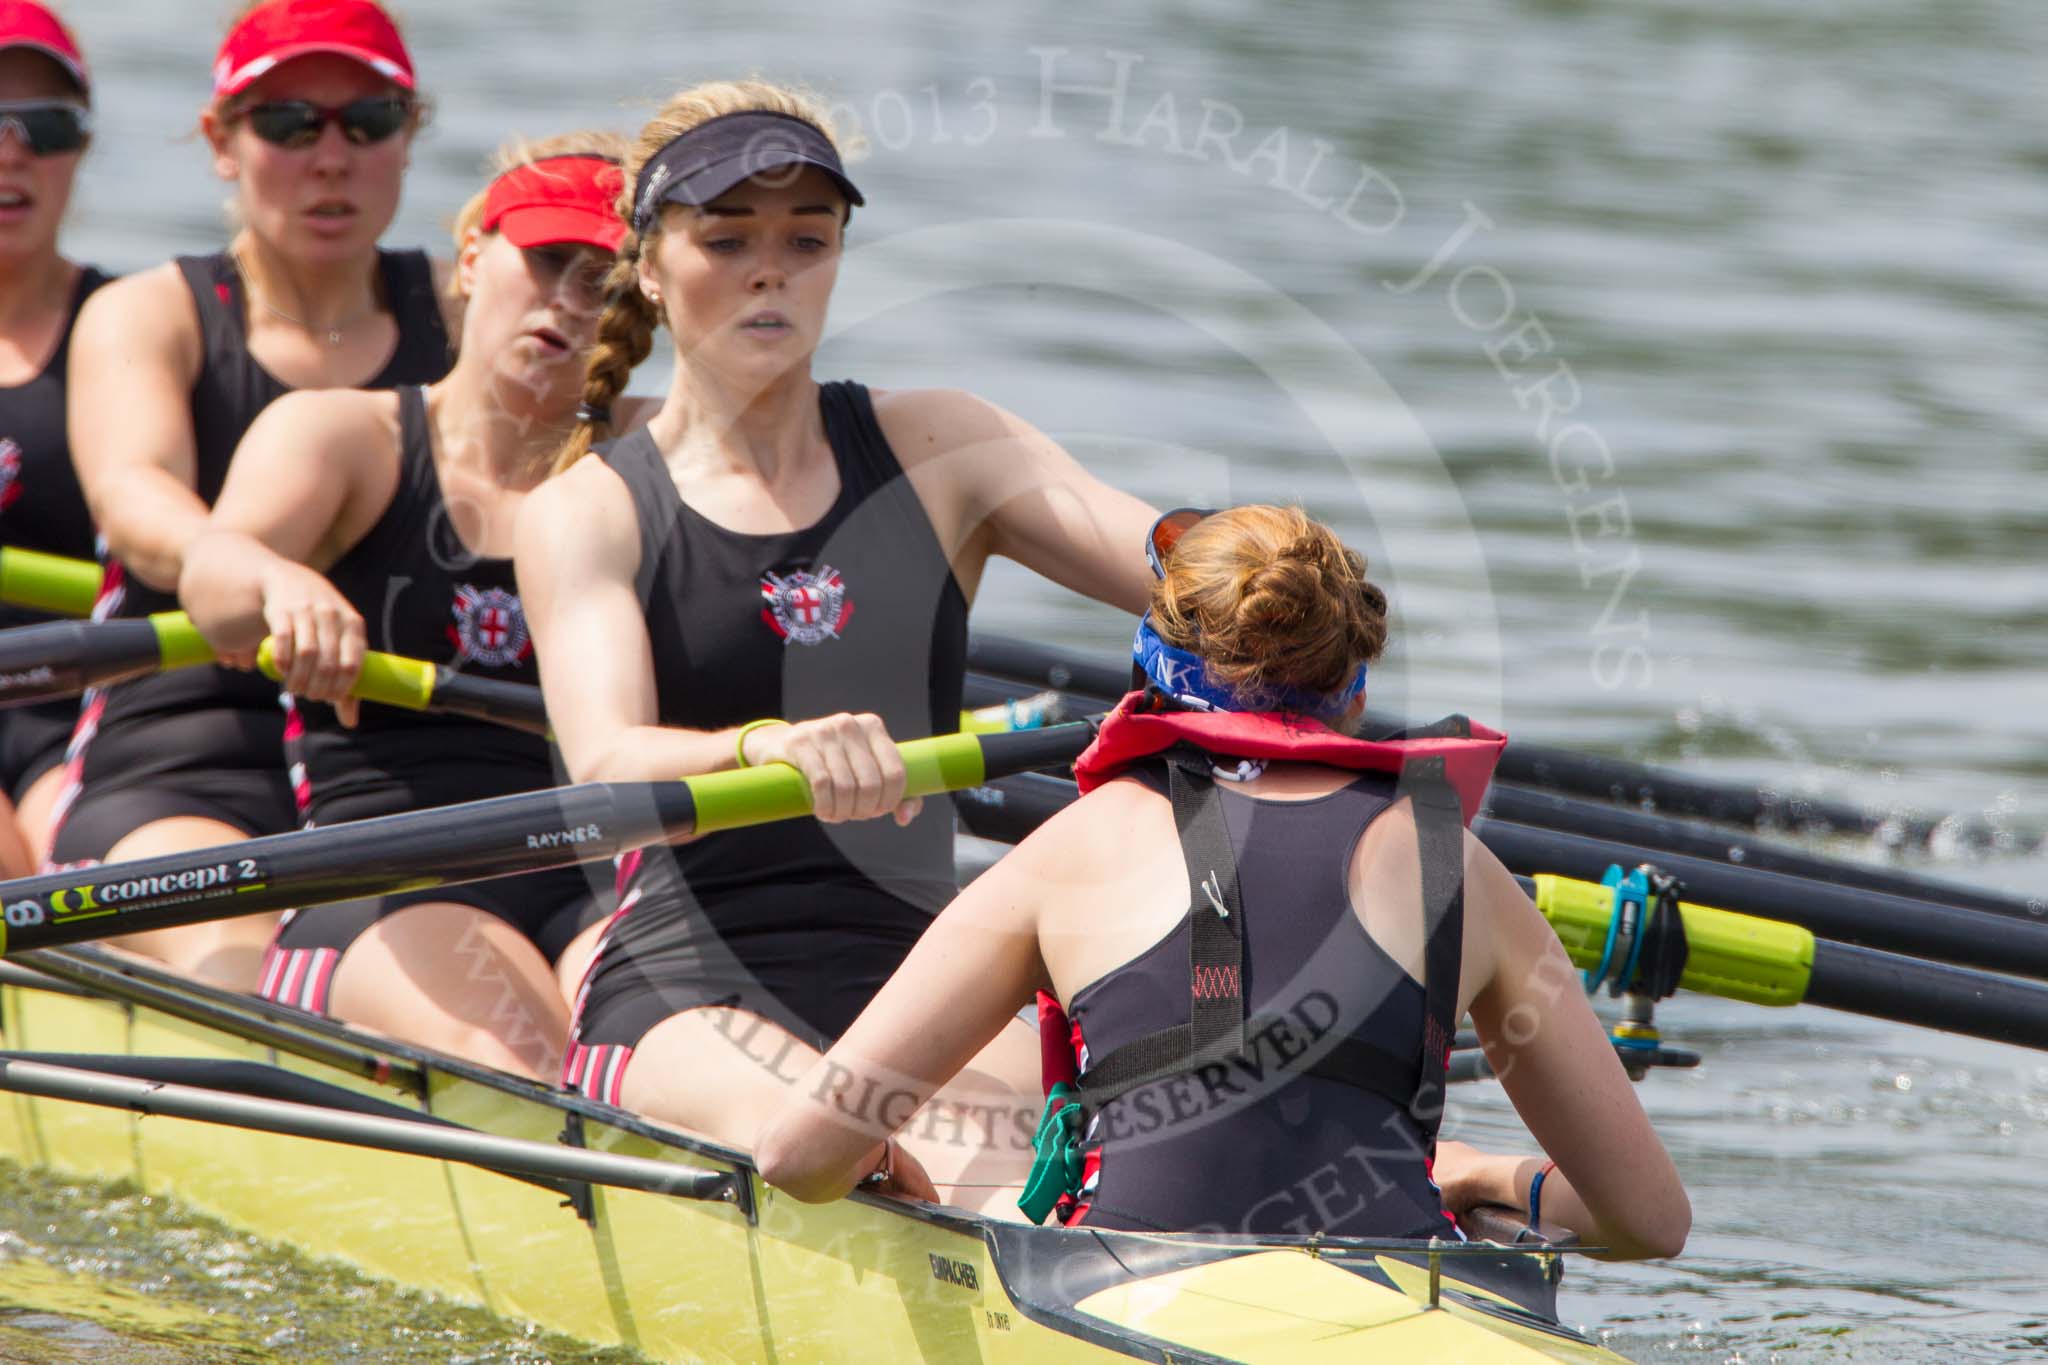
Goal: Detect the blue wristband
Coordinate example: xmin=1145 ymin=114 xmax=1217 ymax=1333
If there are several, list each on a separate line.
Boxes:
xmin=1527 ymin=1159 xmax=1558 ymax=1230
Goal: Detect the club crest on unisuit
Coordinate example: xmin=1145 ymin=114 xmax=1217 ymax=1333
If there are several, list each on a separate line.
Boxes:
xmin=759 ymin=565 xmax=852 ymax=646
xmin=447 ymin=584 xmax=531 ymax=667
xmin=0 ymin=438 xmax=21 ymax=513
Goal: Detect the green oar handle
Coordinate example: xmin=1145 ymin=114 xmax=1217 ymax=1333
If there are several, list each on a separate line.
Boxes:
xmin=151 ymin=613 xmax=213 ymax=669
xmin=254 ymin=640 xmax=553 ymax=736
xmin=687 ymin=730 xmax=991 ymax=836
xmin=0 ymin=547 xmax=103 ymax=618
xmin=1533 ymin=873 xmax=1813 ymax=1006
xmin=256 ymin=638 xmax=435 ymax=711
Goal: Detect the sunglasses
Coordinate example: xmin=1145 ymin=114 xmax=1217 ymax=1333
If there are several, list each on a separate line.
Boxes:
xmin=1146 ymin=507 xmax=1217 ymax=579
xmin=236 ymin=96 xmax=413 ymax=150
xmin=0 ymin=101 xmax=90 ymax=157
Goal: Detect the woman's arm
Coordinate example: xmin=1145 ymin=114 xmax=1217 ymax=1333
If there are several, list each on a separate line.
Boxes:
xmin=1459 ymin=838 xmax=1691 ymax=1260
xmin=179 ymin=390 xmax=399 ymax=712
xmin=755 ymin=797 xmax=1068 ymax=1201
xmin=67 ymin=267 xmax=210 ymax=593
xmin=516 ymin=465 xmax=916 ymax=823
xmin=872 ymin=389 xmax=1157 ymax=614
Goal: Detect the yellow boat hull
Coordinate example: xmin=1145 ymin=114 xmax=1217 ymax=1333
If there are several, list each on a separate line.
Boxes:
xmin=0 ymin=951 xmax=1629 ymax=1363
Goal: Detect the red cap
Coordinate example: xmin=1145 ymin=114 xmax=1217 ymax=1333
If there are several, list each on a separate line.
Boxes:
xmin=0 ymin=1 xmax=89 ymax=97
xmin=213 ymin=0 xmax=415 ymax=102
xmin=481 ymin=155 xmax=626 ymax=253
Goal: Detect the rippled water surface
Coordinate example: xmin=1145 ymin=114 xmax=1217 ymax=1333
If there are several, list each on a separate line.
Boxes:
xmin=9 ymin=0 xmax=2047 ymax=1359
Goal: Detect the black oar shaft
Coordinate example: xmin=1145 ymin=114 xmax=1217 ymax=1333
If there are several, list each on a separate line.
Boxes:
xmin=1482 ymin=784 xmax=2032 ymax=919
xmin=0 ymin=1058 xmax=736 ymax=1200
xmin=428 ymin=667 xmax=549 ymax=735
xmin=1475 ymin=817 xmax=2048 ymax=980
xmin=1805 ymin=941 xmax=2048 ymax=1050
xmin=0 ymin=618 xmax=163 ymax=709
xmin=0 ymin=782 xmax=697 ymax=955
xmin=967 ymin=633 xmax=1130 ymax=701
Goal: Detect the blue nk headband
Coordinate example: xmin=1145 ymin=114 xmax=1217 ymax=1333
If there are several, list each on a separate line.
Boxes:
xmin=1133 ymin=614 xmax=1366 ymax=719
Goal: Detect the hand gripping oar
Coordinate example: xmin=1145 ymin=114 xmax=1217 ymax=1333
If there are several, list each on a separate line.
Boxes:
xmin=0 ymin=545 xmax=103 ymax=619
xmin=252 ymin=638 xmax=550 ymax=735
xmin=0 ymin=609 xmax=1050 ymax=743
xmin=0 ymin=720 xmax=1094 ymax=956
xmin=0 ymin=608 xmax=552 ymax=735
xmin=964 ymin=631 xmax=2040 ymax=854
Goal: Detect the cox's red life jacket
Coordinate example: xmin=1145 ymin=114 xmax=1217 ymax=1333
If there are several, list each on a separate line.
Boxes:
xmin=1019 ymin=691 xmax=1507 ymax=1226
xmin=1072 ymin=691 xmax=1505 ymax=820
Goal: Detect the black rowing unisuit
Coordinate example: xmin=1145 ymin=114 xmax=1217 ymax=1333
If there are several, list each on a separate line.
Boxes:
xmin=1066 ymin=769 xmax=1455 ymax=1239
xmin=262 ymin=385 xmax=606 ymax=1002
xmin=600 ymin=379 xmax=967 ymax=905
xmin=50 ymin=251 xmax=451 ymax=864
xmin=0 ymin=265 xmax=113 ymax=800
xmin=567 ymin=380 xmax=968 ymax=1062
xmin=293 ymin=385 xmax=547 ymax=820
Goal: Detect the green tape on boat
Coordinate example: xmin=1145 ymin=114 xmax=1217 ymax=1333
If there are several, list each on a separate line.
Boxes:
xmin=0 ymin=547 xmax=102 ymax=618
xmin=1534 ymin=872 xmax=1814 ymax=1007
xmin=150 ymin=613 xmax=215 ymax=670
xmin=684 ymin=731 xmax=989 ymax=837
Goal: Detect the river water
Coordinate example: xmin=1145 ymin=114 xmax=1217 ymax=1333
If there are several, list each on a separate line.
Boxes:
xmin=7 ymin=0 xmax=2046 ymax=1360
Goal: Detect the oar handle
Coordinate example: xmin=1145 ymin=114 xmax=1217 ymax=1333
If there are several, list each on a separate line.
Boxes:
xmin=0 ymin=547 xmax=103 ymax=618
xmin=257 ymin=638 xmax=435 ymax=711
xmin=0 ymin=719 xmax=1095 ymax=956
xmin=688 ymin=729 xmax=996 ymax=836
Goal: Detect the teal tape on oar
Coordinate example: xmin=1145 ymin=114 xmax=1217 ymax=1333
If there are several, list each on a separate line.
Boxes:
xmin=0 ymin=547 xmax=102 ymax=618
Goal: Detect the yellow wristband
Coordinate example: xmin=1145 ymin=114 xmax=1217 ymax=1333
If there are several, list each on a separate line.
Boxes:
xmin=734 ymin=717 xmax=791 ymax=769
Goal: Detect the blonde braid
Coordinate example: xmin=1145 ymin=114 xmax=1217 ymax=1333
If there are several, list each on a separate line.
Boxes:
xmin=553 ymin=248 xmax=657 ymax=473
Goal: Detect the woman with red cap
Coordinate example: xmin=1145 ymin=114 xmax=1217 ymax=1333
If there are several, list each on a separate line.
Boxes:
xmin=56 ymin=0 xmax=453 ymax=988
xmin=0 ymin=2 xmax=109 ymax=877
xmin=178 ymin=134 xmax=646 ymax=1076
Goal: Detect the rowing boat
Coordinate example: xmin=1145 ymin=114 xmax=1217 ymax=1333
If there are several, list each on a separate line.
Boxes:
xmin=0 ymin=945 xmax=1627 ymax=1363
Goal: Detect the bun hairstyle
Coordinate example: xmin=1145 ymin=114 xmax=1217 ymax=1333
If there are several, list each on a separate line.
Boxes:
xmin=551 ymin=79 xmax=857 ymax=474
xmin=1152 ymin=505 xmax=1388 ymax=706
xmin=448 ymin=128 xmax=631 ymax=253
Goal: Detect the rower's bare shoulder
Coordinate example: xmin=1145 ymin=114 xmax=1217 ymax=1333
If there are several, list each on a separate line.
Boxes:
xmin=1008 ymin=775 xmax=1172 ymax=878
xmin=517 ymin=454 xmax=640 ymax=580
xmin=242 ymin=388 xmax=399 ymax=470
xmin=74 ymin=264 xmax=202 ymax=370
xmin=867 ymin=387 xmax=1025 ymax=471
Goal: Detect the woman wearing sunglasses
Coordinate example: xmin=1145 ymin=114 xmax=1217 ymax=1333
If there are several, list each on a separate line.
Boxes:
xmin=56 ymin=0 xmax=452 ymax=988
xmin=758 ymin=505 xmax=1690 ymax=1258
xmin=518 ymin=81 xmax=1157 ymax=1194
xmin=0 ymin=2 xmax=106 ymax=879
xmin=178 ymin=135 xmax=645 ymax=1077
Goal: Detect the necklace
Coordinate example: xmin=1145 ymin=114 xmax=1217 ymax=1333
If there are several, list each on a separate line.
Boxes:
xmin=231 ymin=249 xmax=377 ymax=347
